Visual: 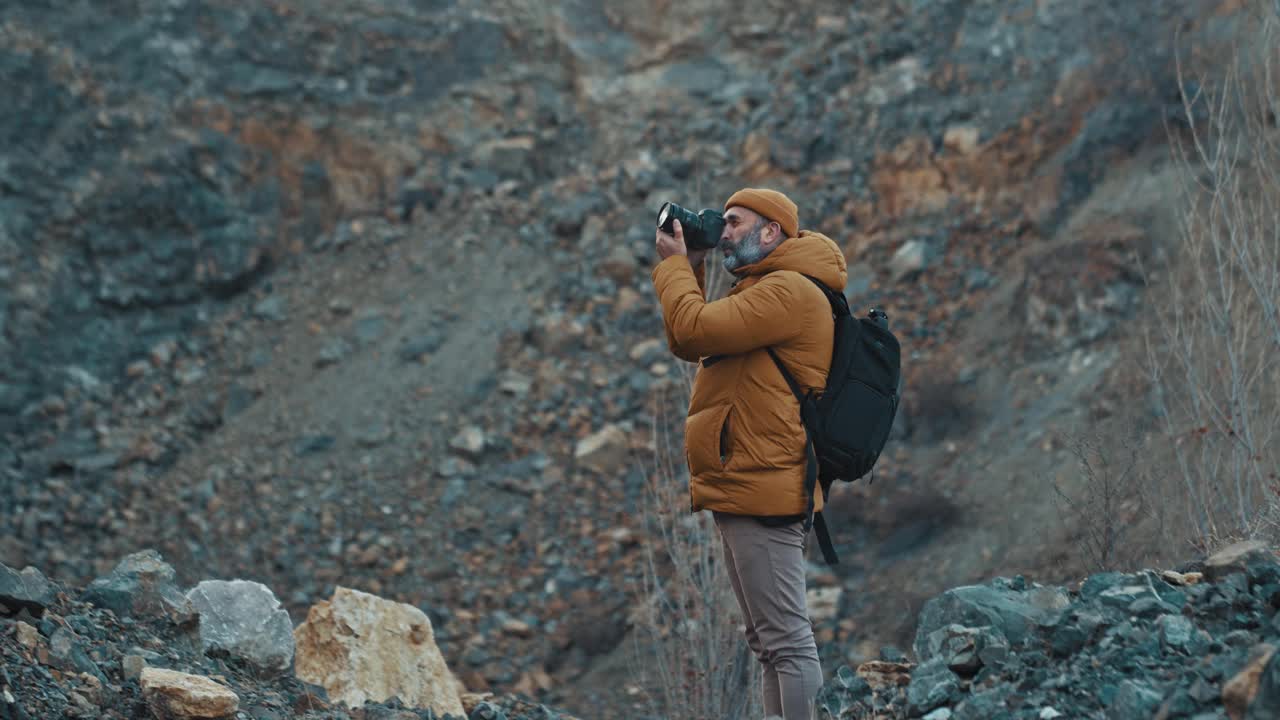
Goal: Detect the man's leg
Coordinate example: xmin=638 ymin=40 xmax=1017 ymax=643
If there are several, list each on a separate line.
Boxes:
xmin=723 ymin=515 xmax=823 ymax=720
xmin=715 ymin=512 xmax=783 ymax=716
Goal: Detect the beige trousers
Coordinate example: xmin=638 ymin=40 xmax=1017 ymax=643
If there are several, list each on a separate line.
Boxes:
xmin=714 ymin=511 xmax=823 ymax=720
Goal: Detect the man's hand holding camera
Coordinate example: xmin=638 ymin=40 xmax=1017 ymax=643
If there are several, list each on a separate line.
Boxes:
xmin=656 ymin=219 xmax=710 ymax=267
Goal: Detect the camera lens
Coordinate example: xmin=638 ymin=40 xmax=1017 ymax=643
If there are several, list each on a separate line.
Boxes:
xmin=657 ymin=202 xmax=672 ymax=230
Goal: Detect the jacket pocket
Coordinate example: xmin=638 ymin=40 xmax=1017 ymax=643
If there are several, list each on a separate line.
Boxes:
xmin=685 ymin=404 xmax=732 ymax=476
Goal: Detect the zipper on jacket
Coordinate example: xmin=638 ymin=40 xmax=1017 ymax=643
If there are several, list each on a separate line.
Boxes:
xmin=718 ymin=406 xmax=733 ymax=466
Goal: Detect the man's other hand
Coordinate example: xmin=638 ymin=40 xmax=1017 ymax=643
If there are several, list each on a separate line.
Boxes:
xmin=656 ymin=219 xmax=687 ymax=260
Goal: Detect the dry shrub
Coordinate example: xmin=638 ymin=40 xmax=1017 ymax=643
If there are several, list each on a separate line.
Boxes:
xmin=629 ymin=362 xmax=762 ymax=720
xmin=1143 ymin=1 xmax=1280 ymax=552
xmin=1048 ymin=434 xmax=1162 ymax=573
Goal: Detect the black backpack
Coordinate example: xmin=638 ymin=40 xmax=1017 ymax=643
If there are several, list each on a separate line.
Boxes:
xmin=767 ymin=275 xmax=902 ymax=565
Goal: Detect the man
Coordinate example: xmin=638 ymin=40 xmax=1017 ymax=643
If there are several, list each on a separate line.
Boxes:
xmin=650 ymin=188 xmax=848 ymax=719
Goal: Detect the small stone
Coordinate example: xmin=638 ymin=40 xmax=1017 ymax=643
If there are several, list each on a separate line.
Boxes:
xmin=469 ymin=701 xmax=509 ymax=720
xmin=923 ymin=708 xmax=953 ymax=720
xmin=1051 ymin=624 xmax=1086 ymax=657
xmin=398 ymin=332 xmax=446 ymax=362
xmin=356 ymin=421 xmax=392 ymax=448
xmin=149 ymin=340 xmax=178 ymax=367
xmin=68 ymin=690 xmax=96 ymax=715
xmin=943 ymin=126 xmax=980 ymax=155
xmin=1108 ymin=679 xmax=1163 ymax=720
xmin=926 ymin=624 xmax=1007 ymax=676
xmin=530 ymin=313 xmax=585 ymax=353
xmin=628 ymin=339 xmax=665 ymax=361
xmin=140 ymin=667 xmax=239 ymax=719
xmin=1158 ymin=614 xmax=1196 ymax=651
xmin=15 ymin=621 xmax=39 ymax=648
xmin=122 ymin=654 xmax=147 ymax=681
xmin=964 ymin=268 xmax=993 ymax=290
xmin=1223 ymin=644 xmax=1275 ymax=720
xmin=1161 ymin=570 xmax=1204 ymax=586
xmin=0 ymin=563 xmax=57 ymax=616
xmin=316 ymin=338 xmax=351 ymax=367
xmin=502 ymin=618 xmax=533 ymax=638
xmin=81 ymin=550 xmax=195 ymax=625
xmin=294 ymin=435 xmax=336 ymax=456
xmin=498 ymin=371 xmax=533 ymax=396
xmin=1098 ymin=584 xmax=1151 ymax=609
xmin=353 ymin=312 xmax=386 ymax=345
xmin=1225 ymin=629 xmax=1257 ymax=648
xmin=450 ymin=426 xmax=487 ymax=457
xmin=574 ymin=424 xmax=630 ymax=474
xmin=889 ymin=239 xmax=933 ymax=281
xmin=1040 ymin=708 xmax=1063 ymax=719
xmin=436 ymin=457 xmax=476 ymax=480
xmin=599 ymin=245 xmax=638 ymax=284
xmin=49 ymin=627 xmax=105 ymax=683
xmin=907 ymin=657 xmax=961 ymax=714
xmin=834 ymin=664 xmax=871 ymax=697
xmin=615 ymin=286 xmax=644 ymax=315
xmin=252 ymin=296 xmax=286 ymax=321
xmin=1188 ymin=677 xmax=1218 ymax=704
xmin=807 ymin=587 xmax=843 ymax=624
xmin=1129 ymin=596 xmax=1173 ymax=617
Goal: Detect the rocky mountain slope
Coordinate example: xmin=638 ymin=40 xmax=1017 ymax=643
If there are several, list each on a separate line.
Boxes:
xmin=0 ymin=0 xmax=1261 ymax=716
xmin=7 ymin=542 xmax=1280 ymax=719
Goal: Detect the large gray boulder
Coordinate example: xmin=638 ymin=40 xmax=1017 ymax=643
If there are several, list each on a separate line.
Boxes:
xmin=0 ymin=563 xmax=57 ymax=616
xmin=186 ymin=579 xmax=294 ymax=676
xmin=914 ymin=577 xmax=1070 ymax=660
xmin=81 ymin=550 xmax=195 ymax=625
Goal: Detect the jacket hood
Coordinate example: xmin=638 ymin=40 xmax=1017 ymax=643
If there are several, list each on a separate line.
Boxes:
xmin=738 ymin=231 xmax=848 ymax=291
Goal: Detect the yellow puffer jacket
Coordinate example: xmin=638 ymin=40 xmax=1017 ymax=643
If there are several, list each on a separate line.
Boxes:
xmin=651 ymin=231 xmax=848 ymax=517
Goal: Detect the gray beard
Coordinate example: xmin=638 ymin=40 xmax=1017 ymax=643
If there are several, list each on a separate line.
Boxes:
xmin=722 ymin=222 xmax=768 ymax=273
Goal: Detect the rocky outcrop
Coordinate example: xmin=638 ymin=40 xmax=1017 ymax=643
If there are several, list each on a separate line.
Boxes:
xmin=1 ymin=555 xmax=570 ymax=719
xmin=81 ymin=550 xmax=196 ymax=626
xmin=0 ymin=0 xmax=1263 ymax=716
xmin=818 ymin=542 xmax=1280 ymax=719
xmin=293 ymin=586 xmax=465 ymax=717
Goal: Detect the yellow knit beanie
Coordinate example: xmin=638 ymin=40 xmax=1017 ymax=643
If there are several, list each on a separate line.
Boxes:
xmin=723 ymin=188 xmax=799 ymax=238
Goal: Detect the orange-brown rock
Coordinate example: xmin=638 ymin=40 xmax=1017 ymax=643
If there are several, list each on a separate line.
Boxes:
xmin=1224 ymin=644 xmax=1276 ymax=720
xmin=139 ymin=668 xmax=239 ymax=719
xmin=293 ymin=587 xmax=465 ymax=716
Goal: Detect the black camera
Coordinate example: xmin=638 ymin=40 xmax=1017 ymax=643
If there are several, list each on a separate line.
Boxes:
xmin=656 ymin=202 xmax=725 ymax=251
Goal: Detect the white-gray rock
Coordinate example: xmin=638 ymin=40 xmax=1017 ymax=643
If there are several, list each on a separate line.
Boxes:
xmin=574 ymin=424 xmax=629 ymax=474
xmin=449 ymin=426 xmax=487 ymax=457
xmin=186 ymin=579 xmax=294 ymax=677
xmin=889 ymin=239 xmax=933 ymax=281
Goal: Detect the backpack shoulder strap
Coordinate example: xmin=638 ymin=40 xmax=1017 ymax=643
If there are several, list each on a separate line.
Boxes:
xmin=766 ymin=347 xmax=805 ymax=405
xmin=766 ymin=347 xmax=838 ymax=564
xmin=801 ymin=275 xmax=850 ymax=316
